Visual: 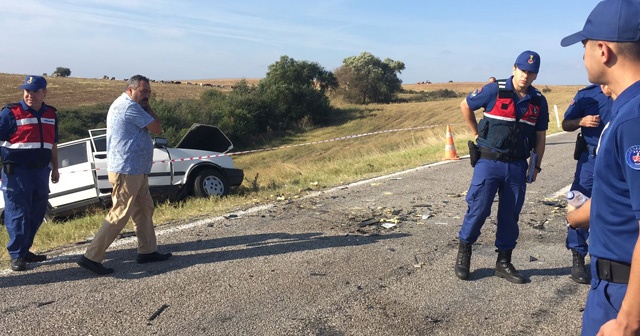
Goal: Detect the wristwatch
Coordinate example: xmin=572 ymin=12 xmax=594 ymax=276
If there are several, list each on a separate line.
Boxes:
xmin=535 ymin=166 xmax=542 ymax=172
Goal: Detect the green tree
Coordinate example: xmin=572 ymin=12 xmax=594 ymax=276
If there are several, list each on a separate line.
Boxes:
xmin=334 ymin=52 xmax=405 ymax=104
xmin=52 ymin=67 xmax=71 ymax=77
xmin=257 ymin=55 xmax=337 ymax=131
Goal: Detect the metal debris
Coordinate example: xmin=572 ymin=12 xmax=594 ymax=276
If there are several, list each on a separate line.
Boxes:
xmin=148 ymin=304 xmax=169 ymax=321
xmin=358 ymin=218 xmax=379 ymax=227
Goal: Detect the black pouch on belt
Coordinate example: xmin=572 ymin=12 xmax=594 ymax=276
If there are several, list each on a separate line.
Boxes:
xmin=468 ymin=141 xmax=480 ymax=167
xmin=574 ymin=133 xmax=587 ymax=160
xmin=3 ymin=162 xmax=14 ymax=175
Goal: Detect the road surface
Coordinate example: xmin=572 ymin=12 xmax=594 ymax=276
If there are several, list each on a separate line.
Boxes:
xmin=0 ymin=131 xmax=588 ymax=335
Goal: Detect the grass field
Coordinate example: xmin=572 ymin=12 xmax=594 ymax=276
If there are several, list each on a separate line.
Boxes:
xmin=0 ymin=73 xmax=260 ymax=109
xmin=0 ymin=73 xmax=583 ymax=263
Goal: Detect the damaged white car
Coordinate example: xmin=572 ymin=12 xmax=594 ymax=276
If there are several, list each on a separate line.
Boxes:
xmin=0 ymin=123 xmax=244 ymax=218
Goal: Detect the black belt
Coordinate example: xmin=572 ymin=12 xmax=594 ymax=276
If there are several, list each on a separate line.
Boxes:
xmin=479 ymin=148 xmax=524 ymax=162
xmin=596 ymin=258 xmax=630 ymax=284
xmin=18 ymin=163 xmax=48 ymax=169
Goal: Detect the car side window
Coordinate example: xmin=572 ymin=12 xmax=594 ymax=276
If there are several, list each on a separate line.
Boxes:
xmin=58 ymin=142 xmax=88 ymax=168
xmin=92 ymin=137 xmax=106 ymax=152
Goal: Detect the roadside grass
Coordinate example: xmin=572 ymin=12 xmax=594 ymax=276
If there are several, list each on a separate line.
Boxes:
xmin=0 ymin=78 xmax=579 ymax=264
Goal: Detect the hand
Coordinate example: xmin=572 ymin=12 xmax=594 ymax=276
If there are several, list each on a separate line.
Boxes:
xmin=580 ymin=115 xmax=601 ymax=128
xmin=597 ymin=318 xmax=640 ymax=335
xmin=140 ymin=100 xmax=151 ymax=111
xmin=51 ymin=169 xmax=59 ymax=184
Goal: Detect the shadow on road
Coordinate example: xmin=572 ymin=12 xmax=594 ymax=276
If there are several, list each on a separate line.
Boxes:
xmin=466 ymin=264 xmax=579 ymax=283
xmin=0 ymin=231 xmax=410 ymax=288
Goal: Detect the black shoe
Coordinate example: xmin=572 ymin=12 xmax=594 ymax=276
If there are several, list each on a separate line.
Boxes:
xmin=455 ymin=240 xmax=473 ymax=280
xmin=11 ymin=258 xmax=26 ymax=271
xmin=136 ymin=251 xmax=172 ymax=264
xmin=25 ymin=251 xmax=47 ymax=263
xmin=77 ymin=255 xmax=114 ymax=275
xmin=495 ymin=250 xmax=526 ymax=284
xmin=570 ymin=250 xmax=591 ymax=284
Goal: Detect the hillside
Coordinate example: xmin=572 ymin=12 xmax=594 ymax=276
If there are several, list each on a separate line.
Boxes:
xmin=0 ymin=73 xmax=260 ymax=109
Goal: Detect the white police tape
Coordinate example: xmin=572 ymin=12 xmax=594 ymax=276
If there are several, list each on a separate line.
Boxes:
xmin=61 ymin=124 xmax=447 ymax=174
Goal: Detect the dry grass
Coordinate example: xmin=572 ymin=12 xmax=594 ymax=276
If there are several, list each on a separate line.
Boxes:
xmin=0 ymin=73 xmax=259 ymax=109
xmin=0 ymin=74 xmax=582 ymax=263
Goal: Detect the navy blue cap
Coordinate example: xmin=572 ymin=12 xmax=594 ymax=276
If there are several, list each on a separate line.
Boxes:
xmin=561 ymin=0 xmax=640 ymax=47
xmin=514 ymin=50 xmax=540 ymax=74
xmin=19 ymin=75 xmax=47 ymax=91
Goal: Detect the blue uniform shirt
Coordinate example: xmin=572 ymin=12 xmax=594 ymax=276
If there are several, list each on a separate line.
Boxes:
xmin=589 ymin=80 xmax=640 ymax=264
xmin=564 ymin=84 xmax=611 ymax=149
xmin=466 ymin=76 xmax=549 ymax=150
xmin=106 ymin=93 xmax=155 ymax=175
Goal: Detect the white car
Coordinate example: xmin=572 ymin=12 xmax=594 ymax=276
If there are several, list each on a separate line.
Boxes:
xmin=0 ymin=124 xmax=244 ymax=218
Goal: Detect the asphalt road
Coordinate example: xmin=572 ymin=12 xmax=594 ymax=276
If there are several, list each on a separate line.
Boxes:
xmin=0 ymin=131 xmax=588 ymax=336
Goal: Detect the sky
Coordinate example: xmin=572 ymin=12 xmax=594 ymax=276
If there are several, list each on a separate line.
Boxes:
xmin=0 ymin=0 xmax=602 ymax=85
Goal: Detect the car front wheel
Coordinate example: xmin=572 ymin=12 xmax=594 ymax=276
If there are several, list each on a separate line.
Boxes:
xmin=193 ymin=169 xmax=229 ymax=197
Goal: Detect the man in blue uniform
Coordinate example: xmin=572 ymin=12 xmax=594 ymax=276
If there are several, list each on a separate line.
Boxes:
xmin=455 ymin=51 xmax=549 ymax=284
xmin=562 ymin=84 xmax=612 ymax=284
xmin=0 ymin=75 xmax=60 ymax=271
xmin=562 ymin=0 xmax=640 ymax=334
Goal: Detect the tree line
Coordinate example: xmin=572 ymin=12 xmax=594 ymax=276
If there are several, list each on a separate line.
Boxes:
xmin=58 ymin=52 xmax=412 ymax=147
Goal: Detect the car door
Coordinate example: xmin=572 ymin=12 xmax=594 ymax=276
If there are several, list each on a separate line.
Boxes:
xmin=89 ymin=129 xmax=173 ymax=194
xmin=48 ymin=139 xmax=101 ymax=213
xmin=89 ymin=129 xmax=111 ymax=196
xmin=150 ymin=146 xmax=173 ymax=188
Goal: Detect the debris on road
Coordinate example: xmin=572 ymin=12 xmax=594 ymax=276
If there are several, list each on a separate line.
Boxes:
xmin=147 ymin=304 xmax=169 ymax=322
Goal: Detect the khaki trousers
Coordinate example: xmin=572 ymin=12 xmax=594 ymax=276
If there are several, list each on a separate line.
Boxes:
xmin=85 ymin=172 xmax=157 ymax=262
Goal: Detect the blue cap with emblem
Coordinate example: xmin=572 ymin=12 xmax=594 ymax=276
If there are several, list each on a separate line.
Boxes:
xmin=561 ymin=0 xmax=640 ymax=47
xmin=19 ymin=75 xmax=47 ymax=91
xmin=514 ymin=50 xmax=540 ymax=74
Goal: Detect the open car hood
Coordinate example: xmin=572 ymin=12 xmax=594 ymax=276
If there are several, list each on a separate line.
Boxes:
xmin=174 ymin=123 xmax=234 ymax=153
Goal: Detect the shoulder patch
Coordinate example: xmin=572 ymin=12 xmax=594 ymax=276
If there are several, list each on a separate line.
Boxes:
xmin=569 ymin=99 xmax=575 ymax=106
xmin=625 ymin=145 xmax=640 ymax=170
xmin=471 ymin=88 xmax=482 ymax=97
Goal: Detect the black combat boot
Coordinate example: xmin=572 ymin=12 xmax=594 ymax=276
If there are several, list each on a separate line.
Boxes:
xmin=455 ymin=240 xmax=473 ymax=280
xmin=570 ymin=250 xmax=590 ymax=284
xmin=495 ymin=250 xmax=526 ymax=284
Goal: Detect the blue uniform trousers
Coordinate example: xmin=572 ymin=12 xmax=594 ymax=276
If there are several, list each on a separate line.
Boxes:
xmin=1 ymin=167 xmax=50 ymax=259
xmin=566 ymin=153 xmax=595 ymax=256
xmin=459 ymin=158 xmax=528 ymax=250
xmin=581 ymin=257 xmax=626 ymax=336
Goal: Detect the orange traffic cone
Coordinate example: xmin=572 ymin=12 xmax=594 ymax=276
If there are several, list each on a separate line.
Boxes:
xmin=444 ymin=124 xmax=460 ymax=160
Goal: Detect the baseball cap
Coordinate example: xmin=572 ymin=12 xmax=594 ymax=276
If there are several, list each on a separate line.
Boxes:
xmin=19 ymin=75 xmax=47 ymax=91
xmin=561 ymin=0 xmax=640 ymax=47
xmin=514 ymin=50 xmax=541 ymax=74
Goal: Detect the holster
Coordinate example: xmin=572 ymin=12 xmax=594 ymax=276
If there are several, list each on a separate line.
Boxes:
xmin=3 ymin=162 xmax=14 ymax=175
xmin=574 ymin=133 xmax=587 ymax=160
xmin=468 ymin=141 xmax=480 ymax=167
